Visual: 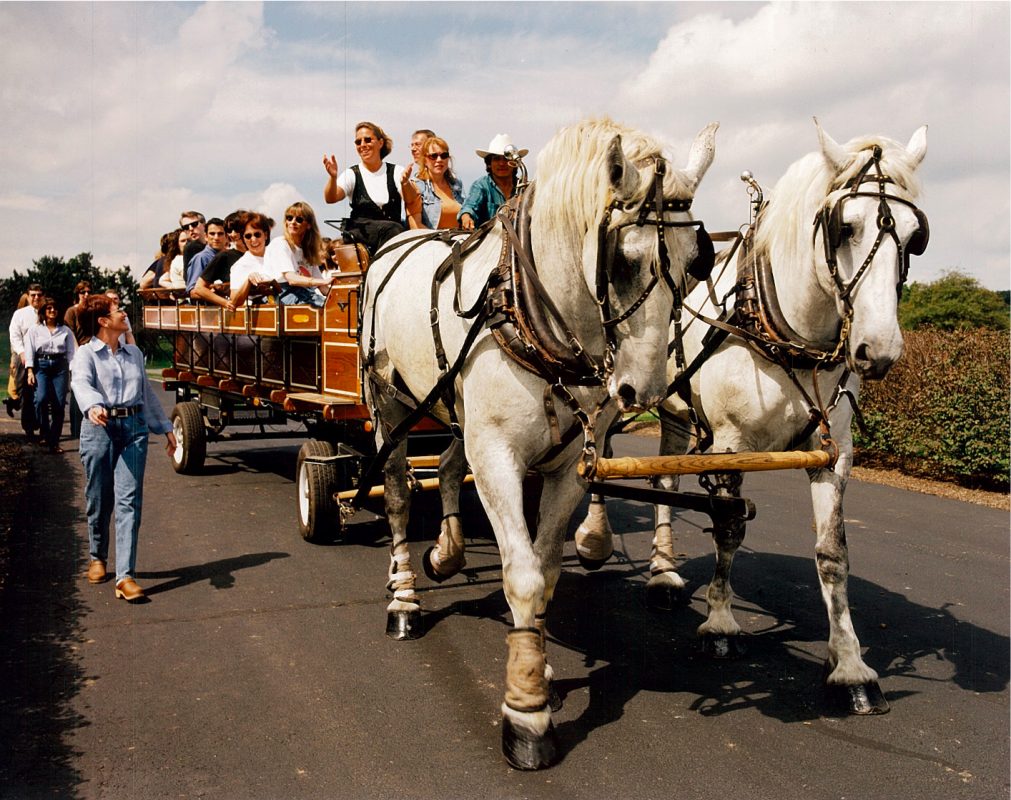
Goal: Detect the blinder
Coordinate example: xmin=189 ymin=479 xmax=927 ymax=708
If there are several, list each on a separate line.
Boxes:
xmin=690 ymin=224 xmax=716 ymax=281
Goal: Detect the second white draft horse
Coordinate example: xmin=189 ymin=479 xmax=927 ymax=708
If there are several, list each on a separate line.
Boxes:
xmin=576 ymin=119 xmax=929 ymax=714
xmin=360 ymin=118 xmax=717 ymax=769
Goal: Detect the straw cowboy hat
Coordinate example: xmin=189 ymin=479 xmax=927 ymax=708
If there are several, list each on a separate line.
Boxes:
xmin=475 ymin=134 xmax=528 ymax=160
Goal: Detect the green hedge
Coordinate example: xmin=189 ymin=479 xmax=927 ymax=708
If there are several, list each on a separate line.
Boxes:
xmin=854 ymin=328 xmax=1010 ymax=491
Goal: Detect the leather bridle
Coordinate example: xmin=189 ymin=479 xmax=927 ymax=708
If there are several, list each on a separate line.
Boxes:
xmin=595 ymin=157 xmax=714 ymax=369
xmin=814 ymin=145 xmax=929 ymax=320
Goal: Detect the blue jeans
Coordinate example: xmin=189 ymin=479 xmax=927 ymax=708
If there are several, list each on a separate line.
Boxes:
xmin=79 ymin=415 xmax=150 ymax=583
xmin=33 ymin=357 xmax=69 ymax=448
xmin=278 ymin=284 xmax=326 ymax=308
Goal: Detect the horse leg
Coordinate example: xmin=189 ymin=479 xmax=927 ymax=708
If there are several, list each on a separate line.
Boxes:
xmin=697 ymin=471 xmax=748 ymax=658
xmin=645 ymin=408 xmax=690 ymax=609
xmin=468 ymin=449 xmax=568 ymax=770
xmin=574 ymin=493 xmax=613 ymax=571
xmin=810 ymin=448 xmax=889 ymax=714
xmin=383 ymin=437 xmax=423 ymax=640
xmin=574 ymin=433 xmax=614 ymax=570
xmin=422 ymin=437 xmax=468 ymax=583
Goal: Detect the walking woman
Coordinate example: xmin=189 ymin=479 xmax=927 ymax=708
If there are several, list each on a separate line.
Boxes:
xmin=71 ymin=294 xmax=177 ymax=602
xmin=24 ymin=297 xmax=77 ymax=454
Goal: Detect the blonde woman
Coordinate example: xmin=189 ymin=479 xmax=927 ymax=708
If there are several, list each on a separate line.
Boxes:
xmin=406 ymin=136 xmax=465 ymax=230
xmin=264 ymin=201 xmax=330 ymax=308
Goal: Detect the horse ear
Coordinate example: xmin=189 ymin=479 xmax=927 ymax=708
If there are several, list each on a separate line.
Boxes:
xmin=905 ymin=125 xmax=928 ymax=168
xmin=683 ymin=122 xmax=719 ymax=190
xmin=606 ymin=134 xmax=640 ymax=201
xmin=814 ymin=116 xmax=848 ymax=175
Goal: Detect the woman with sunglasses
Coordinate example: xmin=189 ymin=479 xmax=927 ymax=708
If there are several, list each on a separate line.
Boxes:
xmin=458 ymin=134 xmax=528 ymax=230
xmin=405 ymin=136 xmax=465 ymax=230
xmin=322 ymin=121 xmax=408 ymax=254
xmin=229 ymin=213 xmax=275 ymax=307
xmin=24 ymin=297 xmax=77 ymax=454
xmin=265 ymin=202 xmax=330 ymax=308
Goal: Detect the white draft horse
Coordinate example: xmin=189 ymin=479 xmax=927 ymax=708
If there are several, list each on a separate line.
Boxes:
xmin=576 ymin=119 xmax=929 ymax=714
xmin=360 ymin=118 xmax=717 ymax=769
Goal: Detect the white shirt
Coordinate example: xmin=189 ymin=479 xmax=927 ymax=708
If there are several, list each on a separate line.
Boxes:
xmin=336 ymin=162 xmax=406 ymax=207
xmin=263 ymin=238 xmax=323 ymax=283
xmin=8 ymin=305 xmax=40 ymax=356
xmin=24 ymin=323 xmax=78 ymax=368
xmin=230 ymin=251 xmax=266 ymax=288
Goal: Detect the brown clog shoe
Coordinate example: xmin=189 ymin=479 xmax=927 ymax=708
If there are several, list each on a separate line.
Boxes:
xmin=87 ymin=560 xmax=107 ymax=584
xmin=114 ymin=577 xmax=146 ymax=603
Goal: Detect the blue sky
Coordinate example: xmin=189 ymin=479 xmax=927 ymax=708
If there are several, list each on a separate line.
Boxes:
xmin=1 ymin=1 xmax=1007 ymax=289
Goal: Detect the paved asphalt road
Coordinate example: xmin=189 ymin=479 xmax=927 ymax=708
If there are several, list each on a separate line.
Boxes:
xmin=1 ymin=392 xmax=1008 ymax=800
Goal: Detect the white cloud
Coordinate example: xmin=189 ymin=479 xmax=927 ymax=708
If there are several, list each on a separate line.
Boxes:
xmin=0 ymin=2 xmax=1007 ymax=292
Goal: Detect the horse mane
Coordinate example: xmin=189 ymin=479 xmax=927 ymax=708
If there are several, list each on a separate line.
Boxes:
xmin=754 ymin=133 xmax=924 ymax=265
xmin=533 ymin=117 xmax=693 ymax=235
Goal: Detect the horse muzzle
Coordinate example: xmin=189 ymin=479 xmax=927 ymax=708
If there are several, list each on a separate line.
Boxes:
xmin=850 ymin=340 xmax=903 ymax=381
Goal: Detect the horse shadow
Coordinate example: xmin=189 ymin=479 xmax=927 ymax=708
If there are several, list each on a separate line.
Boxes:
xmin=541 ymin=548 xmax=1009 ymax=758
xmin=138 ymin=551 xmax=290 ymax=595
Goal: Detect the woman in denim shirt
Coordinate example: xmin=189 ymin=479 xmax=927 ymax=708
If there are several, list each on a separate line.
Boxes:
xmin=406 ymin=136 xmax=465 ymax=230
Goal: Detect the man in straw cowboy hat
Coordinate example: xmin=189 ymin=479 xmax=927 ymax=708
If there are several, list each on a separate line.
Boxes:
xmin=458 ymin=133 xmax=528 ymax=230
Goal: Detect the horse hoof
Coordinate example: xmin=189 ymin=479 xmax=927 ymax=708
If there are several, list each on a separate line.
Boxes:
xmin=824 ymin=681 xmax=890 ymax=716
xmin=422 ymin=546 xmax=449 ymax=583
xmin=645 ymin=580 xmax=684 ymax=611
xmin=548 ymin=683 xmax=563 ymax=713
xmin=700 ymin=634 xmax=747 ymax=659
xmin=502 ymin=717 xmax=559 ymax=770
xmin=386 ymin=609 xmax=423 ymax=641
xmin=576 ymin=551 xmax=610 ymax=572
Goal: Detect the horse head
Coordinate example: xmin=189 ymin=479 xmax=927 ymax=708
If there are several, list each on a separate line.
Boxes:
xmin=570 ymin=121 xmax=718 ymax=412
xmin=814 ymin=119 xmax=928 ymax=379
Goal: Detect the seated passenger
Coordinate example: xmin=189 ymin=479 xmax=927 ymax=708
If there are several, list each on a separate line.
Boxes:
xmin=140 ymin=231 xmax=175 ymax=290
xmin=185 ymin=217 xmax=228 ymax=294
xmin=406 ymin=136 xmax=464 ymax=230
xmin=191 ymin=210 xmax=249 ymax=311
xmin=265 ymin=201 xmax=329 ymax=308
xmin=322 ymin=121 xmax=408 ymax=255
xmin=159 ymin=228 xmax=189 ymax=288
xmin=458 ymin=134 xmax=528 ymax=230
xmin=229 ymin=213 xmax=274 ymax=307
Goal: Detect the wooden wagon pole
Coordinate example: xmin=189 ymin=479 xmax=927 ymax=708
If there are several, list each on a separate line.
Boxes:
xmin=579 ymin=449 xmax=834 ymax=481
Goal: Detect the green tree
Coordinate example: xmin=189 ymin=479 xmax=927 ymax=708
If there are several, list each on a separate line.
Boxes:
xmin=899 ymin=270 xmax=1010 ymax=331
xmin=0 ymin=253 xmax=139 ymax=330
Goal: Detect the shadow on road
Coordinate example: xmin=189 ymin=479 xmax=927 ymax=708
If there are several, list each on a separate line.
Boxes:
xmin=0 ymin=436 xmax=88 ymax=799
xmin=139 ymin=551 xmax=291 ymax=595
xmin=541 ymin=548 xmax=1009 ymax=760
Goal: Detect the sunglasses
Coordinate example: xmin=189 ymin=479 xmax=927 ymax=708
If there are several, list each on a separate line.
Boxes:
xmin=285 ymin=215 xmax=305 ymax=224
xmin=354 ymin=136 xmax=374 ymax=146
xmin=427 ymin=152 xmax=450 ymax=161
xmin=182 ymin=220 xmax=202 ymax=230
xmin=79 ymin=290 xmax=91 ymax=295
xmin=244 ymin=231 xmax=264 ymax=240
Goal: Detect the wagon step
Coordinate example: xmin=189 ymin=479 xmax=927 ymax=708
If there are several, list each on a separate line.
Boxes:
xmin=579 ymin=449 xmax=833 ymax=481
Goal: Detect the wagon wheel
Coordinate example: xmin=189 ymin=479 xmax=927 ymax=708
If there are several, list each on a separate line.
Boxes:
xmin=296 ymin=439 xmax=340 ymax=543
xmin=171 ymin=401 xmax=207 ymax=475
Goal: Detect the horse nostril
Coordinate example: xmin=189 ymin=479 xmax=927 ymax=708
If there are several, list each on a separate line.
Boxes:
xmin=617 ymin=383 xmax=638 ymax=407
xmin=855 ymin=342 xmax=871 ymax=364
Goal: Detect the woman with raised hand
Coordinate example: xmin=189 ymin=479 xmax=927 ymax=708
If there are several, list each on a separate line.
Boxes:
xmin=265 ymin=201 xmax=330 ymax=308
xmin=322 ymin=121 xmax=409 ymax=254
xmin=406 ymin=136 xmax=465 ymax=230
